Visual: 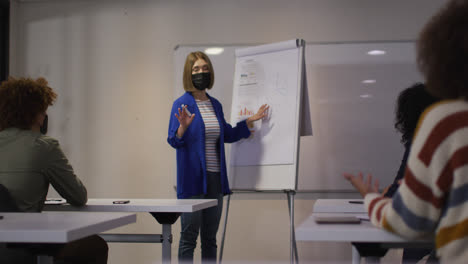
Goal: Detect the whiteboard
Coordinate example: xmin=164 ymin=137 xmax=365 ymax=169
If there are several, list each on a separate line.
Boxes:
xmin=229 ymin=40 xmax=304 ymax=190
xmin=230 ymin=43 xmax=300 ymax=166
xmin=173 ymin=41 xmax=421 ymax=191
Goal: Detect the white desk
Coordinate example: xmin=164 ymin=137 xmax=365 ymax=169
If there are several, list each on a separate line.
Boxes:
xmin=0 ymin=211 xmax=136 ymax=264
xmin=297 ymin=212 xmax=433 ymax=264
xmin=44 ymin=198 xmax=217 ymax=264
xmin=44 ymin=198 xmax=217 ymax=213
xmin=0 ymin=211 xmax=136 ymax=243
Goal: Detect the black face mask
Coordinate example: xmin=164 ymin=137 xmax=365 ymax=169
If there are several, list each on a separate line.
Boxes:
xmin=192 ymin=72 xmax=211 ymax=91
xmin=40 ymin=115 xmax=48 ymax=135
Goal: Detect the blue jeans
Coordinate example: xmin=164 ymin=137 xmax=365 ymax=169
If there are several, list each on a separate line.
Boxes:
xmin=179 ymin=171 xmax=224 ymax=264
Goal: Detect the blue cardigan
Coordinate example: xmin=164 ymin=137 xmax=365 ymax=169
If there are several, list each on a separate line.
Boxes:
xmin=167 ymin=92 xmax=251 ymax=199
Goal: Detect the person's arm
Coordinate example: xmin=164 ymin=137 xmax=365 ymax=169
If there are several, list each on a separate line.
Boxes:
xmin=167 ymin=102 xmax=194 ymax=148
xmin=219 ymin=103 xmax=250 ymax=143
xmin=343 ymin=172 xmax=379 ymax=197
xmin=245 ymin=104 xmax=269 ymax=128
xmin=43 ymin=138 xmax=87 ymax=206
xmin=223 ymin=120 xmax=250 ymax=143
xmin=224 ymin=104 xmax=269 ymax=143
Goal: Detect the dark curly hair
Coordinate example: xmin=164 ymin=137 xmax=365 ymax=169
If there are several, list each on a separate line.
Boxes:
xmin=395 ymin=83 xmax=439 ymax=144
xmin=417 ymin=0 xmax=468 ymax=99
xmin=0 ymin=77 xmax=57 ymax=130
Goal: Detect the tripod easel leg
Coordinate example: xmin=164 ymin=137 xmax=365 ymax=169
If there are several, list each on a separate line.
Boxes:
xmin=286 ymin=190 xmax=299 ymax=264
xmin=219 ymin=194 xmax=231 ymax=264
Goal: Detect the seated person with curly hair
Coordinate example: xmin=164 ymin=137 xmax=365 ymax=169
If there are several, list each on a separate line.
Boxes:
xmin=346 ymin=83 xmax=439 ymax=263
xmin=344 ymin=0 xmax=468 ymax=262
xmin=0 ymin=77 xmax=108 ymax=264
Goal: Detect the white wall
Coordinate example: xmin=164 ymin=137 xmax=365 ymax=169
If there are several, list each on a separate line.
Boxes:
xmin=10 ymin=0 xmax=445 ymax=263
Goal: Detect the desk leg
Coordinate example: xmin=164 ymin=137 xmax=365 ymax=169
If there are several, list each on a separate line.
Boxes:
xmin=151 ymin=212 xmax=180 ymax=264
xmin=364 ymin=257 xmax=381 ymax=264
xmin=162 ymin=224 xmax=172 ymax=264
xmin=351 ymin=247 xmax=381 ymax=264
xmin=352 ymin=243 xmax=387 ymax=264
xmin=352 ymin=245 xmax=361 ymax=264
xmin=37 ymin=255 xmax=53 ymax=264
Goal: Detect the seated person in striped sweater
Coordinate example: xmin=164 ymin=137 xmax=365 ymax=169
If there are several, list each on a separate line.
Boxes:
xmin=344 ymin=0 xmax=468 ymax=263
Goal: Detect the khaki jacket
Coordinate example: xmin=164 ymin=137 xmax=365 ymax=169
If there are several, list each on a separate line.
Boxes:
xmin=0 ymin=128 xmax=87 ymax=212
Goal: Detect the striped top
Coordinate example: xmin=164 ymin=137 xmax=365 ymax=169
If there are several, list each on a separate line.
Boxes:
xmin=364 ymin=100 xmax=468 ymax=263
xmin=196 ymin=99 xmax=220 ymax=172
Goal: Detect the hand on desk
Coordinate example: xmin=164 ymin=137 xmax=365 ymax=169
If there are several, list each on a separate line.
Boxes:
xmin=343 ymin=172 xmax=379 ymax=197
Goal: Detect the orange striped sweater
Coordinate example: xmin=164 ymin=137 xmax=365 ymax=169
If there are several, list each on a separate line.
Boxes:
xmin=364 ymin=100 xmax=468 ymax=263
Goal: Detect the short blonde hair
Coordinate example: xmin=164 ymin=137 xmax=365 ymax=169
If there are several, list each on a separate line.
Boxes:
xmin=182 ymin=51 xmax=215 ymax=92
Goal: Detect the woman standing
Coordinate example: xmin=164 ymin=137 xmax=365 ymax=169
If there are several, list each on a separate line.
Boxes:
xmin=167 ymin=51 xmax=268 ymax=263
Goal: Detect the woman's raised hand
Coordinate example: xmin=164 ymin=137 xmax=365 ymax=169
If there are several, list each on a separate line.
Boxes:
xmin=343 ymin=172 xmax=379 ymax=197
xmin=246 ymin=104 xmax=269 ymax=127
xmin=175 ymin=105 xmax=195 ymax=138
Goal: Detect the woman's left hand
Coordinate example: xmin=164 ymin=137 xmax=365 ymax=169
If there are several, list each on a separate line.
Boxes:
xmin=246 ymin=104 xmax=269 ymax=127
xmin=343 ymin=172 xmax=379 ymax=197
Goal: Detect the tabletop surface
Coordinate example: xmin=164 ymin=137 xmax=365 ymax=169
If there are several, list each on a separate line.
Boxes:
xmin=44 ymin=198 xmax=218 ymax=213
xmin=0 ymin=211 xmax=136 ymax=243
xmin=296 ymin=212 xmax=432 ymax=243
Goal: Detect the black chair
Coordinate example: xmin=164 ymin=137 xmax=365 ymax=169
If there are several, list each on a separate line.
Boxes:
xmin=0 ymin=184 xmax=36 ymax=263
xmin=0 ymin=184 xmax=62 ymax=263
xmin=0 ymin=183 xmax=19 ymax=212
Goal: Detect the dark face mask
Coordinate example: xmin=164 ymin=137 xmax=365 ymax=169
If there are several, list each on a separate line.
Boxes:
xmin=40 ymin=115 xmax=48 ymax=135
xmin=192 ymin=72 xmax=211 ymax=91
